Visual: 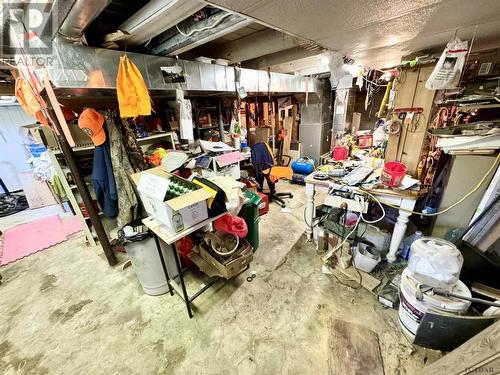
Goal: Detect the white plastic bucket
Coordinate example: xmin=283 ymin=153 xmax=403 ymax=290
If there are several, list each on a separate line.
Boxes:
xmin=398 ymin=268 xmax=471 ymax=338
xmin=353 ymin=242 xmax=380 ymax=273
xmin=126 ymin=237 xmax=178 ymax=296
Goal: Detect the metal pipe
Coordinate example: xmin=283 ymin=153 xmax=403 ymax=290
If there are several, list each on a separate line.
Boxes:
xmin=433 ymin=289 xmax=500 ymax=308
xmin=45 ymin=106 xmax=117 ymax=266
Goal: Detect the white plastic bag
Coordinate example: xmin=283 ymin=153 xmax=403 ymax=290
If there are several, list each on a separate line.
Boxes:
xmin=426 ymin=38 xmax=468 ymax=90
xmin=407 ymin=237 xmax=463 ymax=290
xmin=179 ymin=98 xmax=194 ymax=140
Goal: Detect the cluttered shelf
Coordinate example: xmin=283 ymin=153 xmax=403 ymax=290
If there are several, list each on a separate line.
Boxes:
xmin=52 ymin=132 xmax=175 ymax=154
xmin=136 ymin=132 xmax=176 ymax=143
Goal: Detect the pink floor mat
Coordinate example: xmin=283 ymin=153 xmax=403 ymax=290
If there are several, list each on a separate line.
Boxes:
xmin=1 ymin=215 xmax=83 ymax=266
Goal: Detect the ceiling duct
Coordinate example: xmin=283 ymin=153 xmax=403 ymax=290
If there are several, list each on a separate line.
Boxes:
xmin=59 ymin=0 xmax=111 ymax=40
xmin=150 ymin=12 xmax=253 ymax=56
xmin=118 ymin=0 xmax=205 ymax=46
xmin=25 ymin=39 xmax=322 ymax=98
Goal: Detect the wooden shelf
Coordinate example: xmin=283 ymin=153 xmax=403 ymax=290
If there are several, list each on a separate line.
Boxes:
xmin=54 ymin=132 xmax=175 ymax=155
xmin=136 ymin=132 xmax=175 ymax=143
xmin=54 ymin=145 xmax=93 ymax=155
xmin=198 ymin=125 xmax=220 ymax=130
xmin=84 ymin=211 xmax=103 ymax=220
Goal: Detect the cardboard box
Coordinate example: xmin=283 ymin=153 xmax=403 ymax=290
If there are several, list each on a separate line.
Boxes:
xmin=37 ymin=123 xmax=96 ymax=150
xmin=131 ymin=167 xmax=212 ymax=233
xmin=197 ymin=238 xmax=253 ymax=279
xmin=19 ymin=124 xmax=44 ymax=144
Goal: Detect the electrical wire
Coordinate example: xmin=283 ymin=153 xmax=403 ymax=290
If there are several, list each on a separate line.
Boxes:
xmin=329 ymin=206 xmax=363 ymax=289
xmin=359 ymin=192 xmax=386 ymax=224
xmin=361 ymin=152 xmax=500 ymax=217
xmin=362 ymin=76 xmax=389 ymax=87
xmin=321 ymin=214 xmax=361 ymax=262
xmin=176 ymin=13 xmax=232 ymax=37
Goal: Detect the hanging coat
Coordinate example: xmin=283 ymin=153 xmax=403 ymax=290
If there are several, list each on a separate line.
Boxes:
xmin=116 ymin=55 xmax=152 ymax=118
xmin=115 ymin=116 xmax=148 ymax=172
xmin=15 ymin=77 xmax=49 ymax=126
xmin=106 ymin=112 xmax=141 ymax=228
xmin=92 ymin=141 xmax=118 ymax=217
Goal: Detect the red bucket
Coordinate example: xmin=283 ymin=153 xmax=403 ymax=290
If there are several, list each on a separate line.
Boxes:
xmin=333 ymin=146 xmax=348 ymax=160
xmin=381 ymin=161 xmax=407 ymax=187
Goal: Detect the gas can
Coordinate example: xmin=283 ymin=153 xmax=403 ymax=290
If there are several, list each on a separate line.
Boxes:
xmin=257 ymin=192 xmax=269 ymax=216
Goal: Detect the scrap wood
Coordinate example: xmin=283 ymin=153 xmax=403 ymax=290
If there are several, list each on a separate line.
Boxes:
xmin=471 ymin=283 xmax=500 ymax=301
xmin=328 ymin=319 xmax=385 ymax=375
xmin=336 ymin=265 xmax=381 ymax=292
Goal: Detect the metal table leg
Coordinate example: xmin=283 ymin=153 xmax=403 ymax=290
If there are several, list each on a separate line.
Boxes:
xmin=170 ymin=243 xmax=193 ymax=318
xmin=153 ymin=234 xmax=173 ymax=296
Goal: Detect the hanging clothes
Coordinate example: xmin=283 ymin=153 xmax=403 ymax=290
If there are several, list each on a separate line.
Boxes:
xmin=15 ymin=77 xmax=49 ymax=126
xmin=116 ymin=55 xmax=152 ymax=118
xmin=106 ymin=112 xmax=141 ymax=228
xmin=92 ymin=141 xmax=118 ymax=218
xmin=114 ymin=114 xmax=148 ymax=171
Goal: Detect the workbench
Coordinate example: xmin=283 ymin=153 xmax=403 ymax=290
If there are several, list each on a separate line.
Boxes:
xmin=143 ymin=213 xmax=226 ymax=318
xmin=304 ymin=172 xmax=419 ymax=263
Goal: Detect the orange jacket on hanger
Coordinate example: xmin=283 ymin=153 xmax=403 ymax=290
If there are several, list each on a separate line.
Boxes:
xmin=15 ymin=77 xmax=49 ymax=126
xmin=116 ymin=55 xmax=152 ymax=118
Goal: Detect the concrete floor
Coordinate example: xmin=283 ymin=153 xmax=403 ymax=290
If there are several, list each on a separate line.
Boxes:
xmin=0 ymin=182 xmax=441 ymax=374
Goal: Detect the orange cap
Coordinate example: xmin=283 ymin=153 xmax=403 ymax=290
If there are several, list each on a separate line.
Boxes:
xmin=78 ymin=108 xmax=106 ymax=146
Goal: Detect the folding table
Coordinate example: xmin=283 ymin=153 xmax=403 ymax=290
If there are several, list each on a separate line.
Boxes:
xmin=142 ymin=213 xmax=226 ymax=318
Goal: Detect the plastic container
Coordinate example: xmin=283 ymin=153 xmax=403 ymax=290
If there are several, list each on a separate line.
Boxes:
xmin=28 ymin=143 xmax=47 ymax=158
xmin=398 ymin=268 xmax=471 ymax=338
xmin=233 ymin=135 xmax=241 ymax=150
xmin=381 ymin=161 xmax=407 ymax=187
xmin=239 ymin=191 xmax=262 ymax=251
xmin=333 ymin=146 xmax=348 ymax=161
xmin=408 ymin=237 xmax=463 ymax=290
xmin=291 ymin=158 xmax=315 ymax=175
xmin=400 ymin=231 xmax=423 ymax=260
xmin=373 ymin=125 xmax=387 ymax=145
xmin=122 ymin=223 xmax=177 ymax=296
xmin=358 ymin=134 xmax=373 ymax=148
xmin=353 ymin=242 xmax=381 ymax=272
xmin=358 ymin=223 xmax=392 ymax=252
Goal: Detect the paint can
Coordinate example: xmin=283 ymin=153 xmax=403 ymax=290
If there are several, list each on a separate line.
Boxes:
xmin=398 ymin=268 xmax=471 ymax=338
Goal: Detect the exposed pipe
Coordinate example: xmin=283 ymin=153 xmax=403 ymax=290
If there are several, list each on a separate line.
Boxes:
xmin=150 ymin=13 xmax=251 ymax=56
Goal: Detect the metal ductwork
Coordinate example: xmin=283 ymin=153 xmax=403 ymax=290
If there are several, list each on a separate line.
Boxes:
xmin=150 ymin=12 xmax=253 ymax=57
xmin=28 ymin=39 xmax=322 ymax=98
xmin=118 ymin=0 xmax=205 ymax=46
xmin=59 ymin=0 xmax=111 ymax=40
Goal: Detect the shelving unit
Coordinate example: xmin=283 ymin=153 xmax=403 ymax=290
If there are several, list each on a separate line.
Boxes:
xmin=192 ymin=98 xmax=233 ymax=141
xmin=48 ymin=149 xmax=98 ymax=246
xmin=48 ymin=130 xmax=177 ymax=248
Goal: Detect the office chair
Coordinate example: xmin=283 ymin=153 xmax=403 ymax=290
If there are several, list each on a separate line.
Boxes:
xmin=250 ymin=142 xmax=293 ymax=208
